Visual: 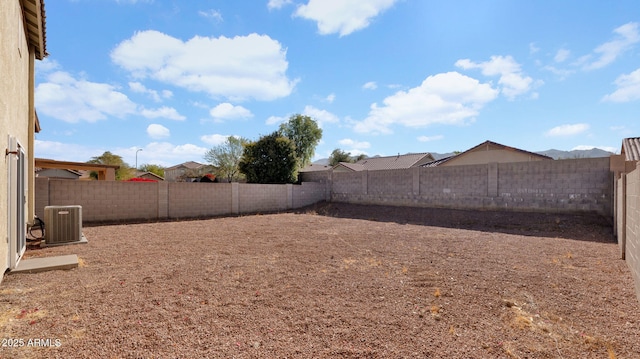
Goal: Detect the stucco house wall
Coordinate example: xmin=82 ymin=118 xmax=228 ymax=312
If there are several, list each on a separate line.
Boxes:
xmin=1 ymin=0 xmax=45 ymax=278
xmin=439 ymin=141 xmax=552 ymax=166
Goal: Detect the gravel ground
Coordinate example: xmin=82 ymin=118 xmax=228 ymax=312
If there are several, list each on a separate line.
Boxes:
xmin=1 ymin=202 xmax=639 ymax=358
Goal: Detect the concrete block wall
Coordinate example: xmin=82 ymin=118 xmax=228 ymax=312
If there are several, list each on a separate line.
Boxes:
xmin=420 ymin=164 xmax=488 ymax=198
xmin=35 ymin=177 xmax=50 ymax=220
xmin=368 ymin=169 xmax=413 ymax=195
xmin=328 ymin=157 xmax=613 ymax=215
xmin=625 ymin=168 xmax=640 ymax=300
xmin=497 ymin=158 xmax=612 ymax=214
xmin=331 ymin=171 xmax=363 ymax=194
xmin=168 ymin=182 xmax=232 ymax=219
xmin=617 ymin=176 xmax=626 ymax=259
xmin=238 ymin=183 xmax=288 ymax=213
xmin=292 ymin=182 xmax=327 ymax=208
xmin=35 ymin=178 xmax=326 ymax=223
xmin=41 ymin=179 xmax=159 ymax=222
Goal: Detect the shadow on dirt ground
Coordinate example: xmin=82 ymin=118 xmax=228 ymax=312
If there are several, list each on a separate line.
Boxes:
xmin=297 ymin=201 xmax=615 ymax=243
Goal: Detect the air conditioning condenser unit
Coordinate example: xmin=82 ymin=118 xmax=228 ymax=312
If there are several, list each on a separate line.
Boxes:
xmin=44 ymin=205 xmax=83 ymax=245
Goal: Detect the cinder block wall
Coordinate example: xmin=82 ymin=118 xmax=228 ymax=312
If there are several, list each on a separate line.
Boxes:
xmin=35 ymin=178 xmax=326 ymax=223
xmin=326 ymin=157 xmax=613 ymax=215
xmin=292 ymin=182 xmax=327 ymax=208
xmin=238 ymin=184 xmax=288 ymax=213
xmin=496 ymin=158 xmax=612 ymax=214
xmin=41 ymin=179 xmax=159 ymax=222
xmin=625 ymin=168 xmax=640 ymax=300
xmin=168 ymin=182 xmax=232 ymax=218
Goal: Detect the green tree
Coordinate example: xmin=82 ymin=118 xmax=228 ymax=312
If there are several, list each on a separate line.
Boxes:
xmin=278 ymin=114 xmax=322 ymax=168
xmin=329 ymin=149 xmax=367 ymax=166
xmin=353 ymin=153 xmax=367 ymax=162
xmin=329 ymin=148 xmax=352 ymax=166
xmin=87 ymin=151 xmax=133 ymax=180
xmin=139 ymin=164 xmax=165 ymax=178
xmin=239 ymin=132 xmax=298 ymax=184
xmin=203 ymin=136 xmax=248 ymax=182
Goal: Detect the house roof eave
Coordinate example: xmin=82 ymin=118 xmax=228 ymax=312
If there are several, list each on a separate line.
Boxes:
xmin=21 ymin=0 xmax=47 ymax=60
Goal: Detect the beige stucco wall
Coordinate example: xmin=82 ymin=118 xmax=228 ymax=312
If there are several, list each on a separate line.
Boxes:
xmin=1 ymin=0 xmax=33 ymax=275
xmin=441 ymin=148 xmax=549 ymax=166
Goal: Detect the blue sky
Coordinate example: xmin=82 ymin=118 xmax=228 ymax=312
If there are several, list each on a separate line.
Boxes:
xmin=35 ymin=0 xmax=640 ymax=168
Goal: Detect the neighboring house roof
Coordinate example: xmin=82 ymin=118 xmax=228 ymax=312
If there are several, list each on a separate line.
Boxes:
xmin=621 ymin=137 xmax=640 ymax=161
xmin=333 ymin=162 xmax=366 ymax=171
xmin=463 ymin=140 xmax=552 ymax=160
xmin=35 ymin=158 xmax=119 ymax=181
xmin=299 ymin=164 xmax=332 ymax=172
xmin=35 ymin=168 xmax=82 ymax=178
xmin=22 ymin=0 xmax=48 ymax=60
xmin=336 ymin=153 xmax=435 ymax=171
xmin=421 ymin=156 xmax=456 ymax=168
xmin=166 ymin=161 xmax=206 ymax=171
xmin=136 ymin=171 xmax=165 ymax=181
xmin=35 ymin=158 xmax=119 ymax=171
xmin=422 ymin=140 xmax=552 ymax=167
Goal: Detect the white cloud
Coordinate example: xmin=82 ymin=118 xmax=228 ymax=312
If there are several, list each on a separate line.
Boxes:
xmin=554 ymin=48 xmax=570 ymax=63
xmin=338 ymin=138 xmax=370 ymax=149
xmin=147 ymin=124 xmax=170 ymax=139
xmin=111 ymin=30 xmax=297 ymax=101
xmin=265 ymin=115 xmax=288 ymax=125
xmin=302 ymin=105 xmax=340 ymax=127
xmin=602 ymin=68 xmax=640 ymax=102
xmin=325 ymin=93 xmax=336 ymax=103
xmin=35 ymin=139 xmax=207 ymax=168
xmin=209 ymin=103 xmax=253 ymax=121
xmin=417 ymin=135 xmax=444 ymax=142
xmin=353 ymin=72 xmax=498 ymax=134
xmin=140 ymin=106 xmax=185 ymax=121
xmin=455 ymin=55 xmax=536 ymax=100
xmin=200 ymin=134 xmax=230 ymax=146
xmin=294 ymin=0 xmax=398 ymax=37
xmin=545 ymin=123 xmax=590 ymax=137
xmin=571 ymin=145 xmax=617 ymax=153
xmin=35 ymin=140 xmax=104 ymax=162
xmin=582 ymin=22 xmax=639 ymax=70
xmin=129 ymin=81 xmax=172 ymax=102
xmin=362 ymin=81 xmax=377 ymax=90
xmin=198 ymin=9 xmax=223 ymax=22
xmin=542 ymin=65 xmax=575 ymax=80
xmin=268 ymin=0 xmax=293 ymax=10
xmin=529 ymin=42 xmax=540 ymax=54
xmin=35 ymin=58 xmax=60 ymax=73
xmin=35 ymin=71 xmax=137 ymax=123
xmin=142 ymin=142 xmax=208 ymax=166
xmin=338 ymin=138 xmax=370 ymax=155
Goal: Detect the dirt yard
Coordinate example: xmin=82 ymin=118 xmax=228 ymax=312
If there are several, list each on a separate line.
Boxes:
xmin=1 ymin=202 xmax=639 ymax=358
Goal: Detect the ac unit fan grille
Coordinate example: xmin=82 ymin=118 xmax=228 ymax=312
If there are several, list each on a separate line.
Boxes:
xmin=44 ymin=206 xmax=83 ymax=244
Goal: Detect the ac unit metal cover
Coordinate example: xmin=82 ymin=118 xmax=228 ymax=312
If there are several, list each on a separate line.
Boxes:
xmin=44 ymin=205 xmax=83 ymax=244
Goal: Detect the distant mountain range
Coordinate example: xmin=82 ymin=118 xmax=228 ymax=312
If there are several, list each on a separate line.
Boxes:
xmin=535 ymin=148 xmax=615 ymax=159
xmin=313 ymin=148 xmax=615 ymax=165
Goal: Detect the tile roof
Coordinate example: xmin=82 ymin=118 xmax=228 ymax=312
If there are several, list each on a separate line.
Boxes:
xmin=349 ymin=152 xmax=434 ymax=171
xmin=421 ymin=156 xmax=456 ymax=168
xmin=334 ymin=162 xmax=366 ymax=171
xmin=22 ymin=0 xmax=48 ymax=60
xmin=421 ymin=140 xmax=552 ymax=167
xmin=463 ymin=140 xmax=553 ymax=160
xmin=622 ymin=137 xmax=640 ymax=161
xmin=166 ymin=161 xmax=206 ymax=170
xmin=299 ymin=164 xmax=332 ymax=172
